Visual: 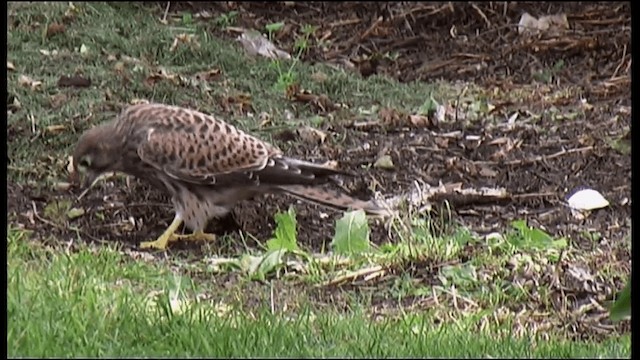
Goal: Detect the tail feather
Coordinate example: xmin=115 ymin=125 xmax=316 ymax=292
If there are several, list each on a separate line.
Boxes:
xmin=276 ymin=184 xmax=392 ymax=217
xmin=254 ymin=156 xmax=353 ymax=186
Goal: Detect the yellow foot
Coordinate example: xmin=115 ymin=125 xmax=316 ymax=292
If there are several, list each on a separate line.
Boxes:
xmin=140 ymin=215 xmax=183 ymax=250
xmin=173 ymin=231 xmax=217 ymax=243
xmin=140 ymin=231 xmax=216 ymax=250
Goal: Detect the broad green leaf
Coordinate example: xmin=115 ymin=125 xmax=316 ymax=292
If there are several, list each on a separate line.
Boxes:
xmin=331 ymin=210 xmax=370 ymax=255
xmin=610 ymin=279 xmax=631 ymax=322
xmin=239 ymin=249 xmax=287 ymax=280
xmin=257 ymin=249 xmax=287 ymax=279
xmin=266 ymin=207 xmax=299 ymax=251
xmin=265 ymin=21 xmax=285 ymax=34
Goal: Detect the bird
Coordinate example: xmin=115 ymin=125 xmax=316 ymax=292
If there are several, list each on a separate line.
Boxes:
xmin=71 ymin=103 xmax=390 ymax=250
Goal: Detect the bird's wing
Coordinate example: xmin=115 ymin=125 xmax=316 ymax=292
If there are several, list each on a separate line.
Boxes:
xmin=133 ymin=105 xmax=345 ymax=187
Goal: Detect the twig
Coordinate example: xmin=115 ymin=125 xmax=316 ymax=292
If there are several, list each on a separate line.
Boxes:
xmin=610 ymin=44 xmax=627 ymax=80
xmin=472 ymin=146 xmax=594 ymax=166
xmin=320 ymin=265 xmax=385 ymax=287
xmin=31 ymin=201 xmax=102 ymax=242
xmin=438 ymin=285 xmax=479 ymax=309
xmin=328 ymin=18 xmax=361 ymax=28
xmin=471 ymin=3 xmax=491 ymax=29
xmin=360 ymin=16 xmax=384 ymax=41
xmin=511 ymin=192 xmax=558 ymax=199
xmin=31 ymin=201 xmax=67 ymax=232
xmin=161 ymin=2 xmax=171 ymax=24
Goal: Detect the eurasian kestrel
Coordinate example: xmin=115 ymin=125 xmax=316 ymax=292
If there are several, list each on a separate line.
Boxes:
xmin=72 ymin=103 xmax=389 ymax=250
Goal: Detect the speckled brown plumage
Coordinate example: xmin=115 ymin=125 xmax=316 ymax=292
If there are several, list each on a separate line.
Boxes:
xmin=72 ymin=103 xmax=389 ymax=250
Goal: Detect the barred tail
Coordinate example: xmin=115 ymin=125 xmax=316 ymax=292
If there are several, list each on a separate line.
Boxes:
xmin=276 ymin=185 xmax=392 ymax=217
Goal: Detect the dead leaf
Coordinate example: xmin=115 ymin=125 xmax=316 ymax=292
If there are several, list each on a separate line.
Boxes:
xmin=46 ymin=124 xmax=66 ymax=134
xmin=478 ymin=166 xmax=498 ymax=178
xmin=66 ymin=207 xmax=85 ymax=220
xmin=194 ymin=68 xmax=221 ymax=82
xmin=46 ymin=22 xmax=66 ymax=38
xmin=354 ymin=56 xmax=380 ymax=77
xmin=66 ymin=155 xmax=75 ymax=174
xmin=130 ymin=98 xmax=150 ymax=105
xmin=113 ymin=61 xmax=126 ymax=73
xmin=144 ymin=68 xmax=181 ymax=87
xmin=54 ymin=181 xmax=72 ymax=191
xmin=287 ymin=84 xmax=338 ymax=113
xmin=237 ymin=30 xmax=291 ymax=60
xmin=170 ymin=33 xmax=200 ymax=52
xmin=379 ymin=107 xmax=408 ymax=128
xmin=18 ymin=74 xmax=43 ymax=91
xmin=58 ymin=75 xmax=91 ymax=88
xmin=63 ymin=2 xmax=80 ymax=23
xmin=374 ymin=155 xmax=394 ymax=170
xmin=311 ymin=71 xmax=328 ymax=83
xmin=321 ymin=160 xmax=340 ymax=170
xmin=7 ymin=95 xmax=21 ymax=114
xmin=39 ymin=49 xmax=59 ymax=57
xmin=409 ymin=114 xmax=433 ymax=128
xmin=296 ymin=126 xmax=327 ymax=145
xmin=273 ymin=129 xmax=297 ymax=142
xmin=220 ymin=93 xmax=252 ymax=114
xmin=434 ymin=137 xmax=449 ymax=148
xmin=7 ymin=61 xmax=15 ymax=71
xmin=518 ymin=12 xmax=569 ymax=36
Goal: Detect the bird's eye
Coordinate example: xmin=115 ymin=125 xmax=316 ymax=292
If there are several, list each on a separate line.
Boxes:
xmin=78 ymin=156 xmax=92 ymax=168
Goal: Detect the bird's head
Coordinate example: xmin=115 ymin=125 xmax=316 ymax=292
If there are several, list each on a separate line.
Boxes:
xmin=71 ymin=122 xmax=121 ymax=189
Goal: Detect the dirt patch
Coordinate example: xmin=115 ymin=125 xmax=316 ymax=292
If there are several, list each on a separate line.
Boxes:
xmin=161 ymin=2 xmax=630 ymax=102
xmin=8 ymin=105 xmax=630 ymax=253
xmin=8 ymin=1 xmax=630 ymax=258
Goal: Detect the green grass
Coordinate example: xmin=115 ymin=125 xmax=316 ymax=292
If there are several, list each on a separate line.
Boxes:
xmin=7 ymin=1 xmax=447 ymax=185
xmin=7 ymin=228 xmax=630 ymax=358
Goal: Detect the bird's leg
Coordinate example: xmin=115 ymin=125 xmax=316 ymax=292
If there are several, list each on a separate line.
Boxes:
xmin=140 ymin=214 xmax=184 ymax=250
xmin=171 ymin=230 xmax=217 ymax=242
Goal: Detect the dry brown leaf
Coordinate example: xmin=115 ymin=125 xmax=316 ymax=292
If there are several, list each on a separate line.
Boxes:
xmin=409 ymin=114 xmax=433 ymax=128
xmin=296 ymin=126 xmax=327 ymax=145
xmin=66 ymin=155 xmax=75 ymax=175
xmin=63 ymin=2 xmax=80 ymax=23
xmin=8 ymin=95 xmax=22 ymax=114
xmin=434 ymin=137 xmax=449 ymax=148
xmin=321 ymin=160 xmax=340 ymax=170
xmin=170 ymin=33 xmax=200 ymax=52
xmin=113 ymin=61 xmax=126 ymax=73
xmin=194 ymin=68 xmax=221 ymax=82
xmin=144 ymin=68 xmax=180 ymax=87
xmin=287 ymin=85 xmax=338 ymax=113
xmin=46 ymin=22 xmax=66 ymax=38
xmin=18 ymin=74 xmax=43 ymax=91
xmin=220 ymin=93 xmax=252 ymax=114
xmin=46 ymin=124 xmax=67 ymax=134
xmin=58 ymin=75 xmax=91 ymax=88
xmin=54 ymin=181 xmax=72 ymax=192
xmin=379 ymin=107 xmax=408 ymax=127
xmin=130 ymin=98 xmax=150 ymax=105
xmin=311 ymin=71 xmax=328 ymax=83
xmin=237 ymin=30 xmax=291 ymax=60
xmin=478 ymin=166 xmax=498 ymax=178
